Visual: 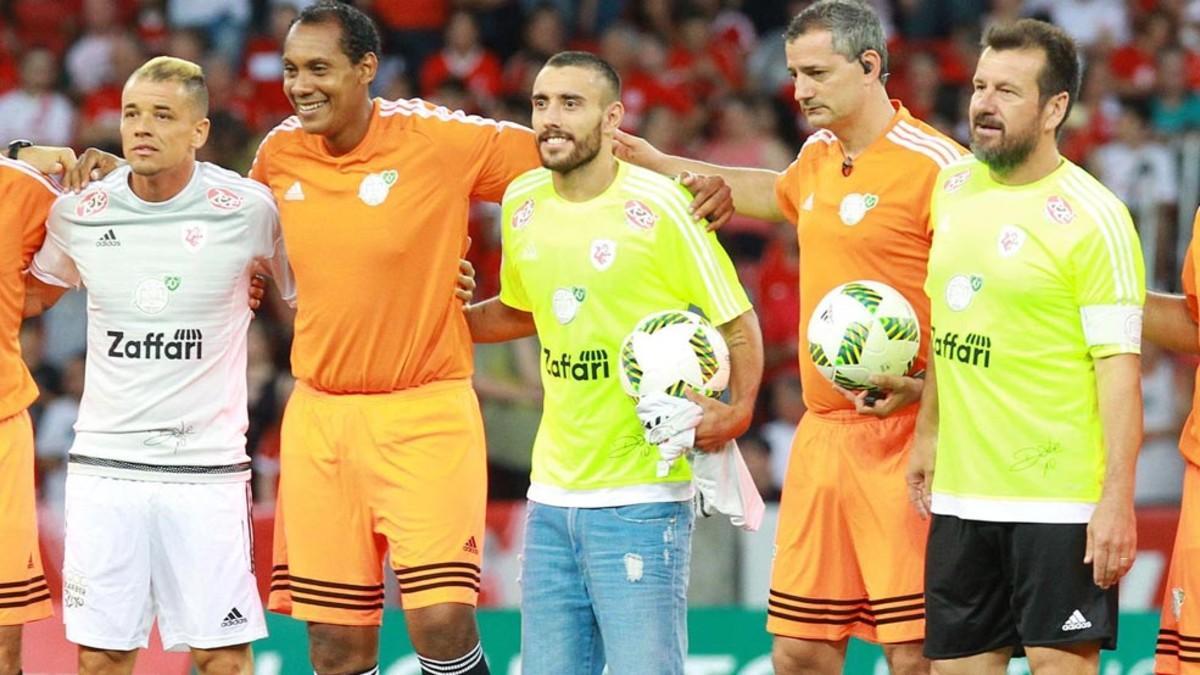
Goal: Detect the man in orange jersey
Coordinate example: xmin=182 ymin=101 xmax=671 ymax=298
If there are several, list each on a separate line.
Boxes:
xmin=0 ymin=148 xmax=59 ymax=675
xmin=249 ymin=3 xmax=730 ymax=675
xmin=615 ymin=1 xmax=965 ymax=673
xmin=1144 ymin=223 xmax=1200 ymax=674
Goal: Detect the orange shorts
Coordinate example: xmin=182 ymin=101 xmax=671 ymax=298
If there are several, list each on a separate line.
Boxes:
xmin=0 ymin=410 xmax=51 ymax=626
xmin=1157 ymin=462 xmax=1200 ymax=674
xmin=767 ymin=409 xmax=927 ymax=644
xmin=268 ymin=379 xmax=487 ymax=626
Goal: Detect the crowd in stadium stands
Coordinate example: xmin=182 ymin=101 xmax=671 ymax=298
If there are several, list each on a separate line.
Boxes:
xmin=11 ymin=0 xmax=1200 ymax=510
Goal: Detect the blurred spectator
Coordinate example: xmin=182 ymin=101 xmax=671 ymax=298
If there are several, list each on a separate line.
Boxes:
xmin=167 ymin=0 xmax=251 ymax=64
xmin=702 ymin=95 xmax=790 ymax=264
xmin=1151 ymin=47 xmax=1200 ymax=135
xmin=761 ymin=373 xmax=804 ymax=492
xmin=198 ymin=110 xmax=254 ymax=173
xmin=600 ymin=24 xmax=695 ymax=133
xmin=502 ymin=3 xmax=566 ymax=97
xmin=1136 ymin=343 xmax=1190 ymax=505
xmin=240 ymin=3 xmax=298 ymax=132
xmin=11 ymin=0 xmax=82 ymax=54
xmin=668 ymin=10 xmax=743 ymax=101
xmin=1091 ymin=102 xmax=1180 ymax=288
xmin=893 ymin=50 xmax=957 ymax=132
xmin=475 ymin=338 xmax=542 ymax=500
xmin=65 ymin=0 xmax=124 ymax=95
xmin=756 ymin=222 xmax=800 ymax=382
xmin=640 ymin=106 xmax=689 ymax=157
xmin=0 ymin=47 xmax=76 ymax=147
xmin=420 ymin=11 xmax=504 ymax=109
xmin=35 ymin=353 xmax=84 ymax=513
xmin=738 ymin=431 xmax=781 ymax=502
xmin=1026 ymin=0 xmax=1129 ymax=50
xmin=1110 ymin=11 xmax=1173 ymax=99
xmin=374 ymin=0 xmax=447 ymax=83
xmin=247 ymin=320 xmax=290 ymax=501
xmin=165 ymin=28 xmax=209 ymax=65
xmin=1061 ymin=60 xmax=1122 ymax=163
xmin=77 ymin=31 xmax=143 ymax=151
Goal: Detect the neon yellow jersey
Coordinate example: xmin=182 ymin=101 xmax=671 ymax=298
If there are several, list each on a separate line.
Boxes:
xmin=925 ymin=157 xmax=1144 ymax=523
xmin=499 ymin=160 xmax=751 ymax=505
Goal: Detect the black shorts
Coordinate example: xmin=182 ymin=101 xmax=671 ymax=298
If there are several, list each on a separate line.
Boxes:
xmin=924 ymin=514 xmax=1118 ymax=660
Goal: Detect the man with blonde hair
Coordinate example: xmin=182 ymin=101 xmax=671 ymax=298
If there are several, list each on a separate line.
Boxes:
xmin=23 ymin=55 xmax=292 ymax=675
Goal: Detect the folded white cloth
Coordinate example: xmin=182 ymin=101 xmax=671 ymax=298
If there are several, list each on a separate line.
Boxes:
xmin=692 ymin=440 xmax=765 ymax=531
xmin=635 ymin=392 xmax=703 ymax=477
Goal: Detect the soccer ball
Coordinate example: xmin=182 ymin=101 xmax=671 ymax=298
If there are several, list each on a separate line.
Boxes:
xmin=807 ymin=280 xmax=920 ymax=391
xmin=619 ymin=310 xmax=730 ymax=398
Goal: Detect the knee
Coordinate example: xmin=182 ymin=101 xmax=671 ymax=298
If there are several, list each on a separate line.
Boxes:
xmin=771 ymin=636 xmax=845 ymax=675
xmin=308 ymin=623 xmax=378 ymax=674
xmin=406 ymin=603 xmax=479 ymax=657
xmin=193 ymin=644 xmax=253 ymax=675
xmin=0 ymin=642 xmax=17 ymax=675
xmin=78 ymin=648 xmax=137 ymax=675
xmin=883 ymin=643 xmax=930 ymax=675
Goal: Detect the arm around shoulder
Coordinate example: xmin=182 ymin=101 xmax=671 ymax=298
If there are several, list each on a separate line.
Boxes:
xmin=465 ymin=296 xmax=536 ymax=343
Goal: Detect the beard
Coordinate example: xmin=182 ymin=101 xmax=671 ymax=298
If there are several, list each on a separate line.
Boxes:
xmin=969 ymin=114 xmax=1038 ymax=175
xmin=539 ymin=123 xmax=603 ymax=174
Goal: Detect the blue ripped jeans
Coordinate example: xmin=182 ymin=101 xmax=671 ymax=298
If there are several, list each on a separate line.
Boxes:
xmin=519 ymin=500 xmax=694 ymax=675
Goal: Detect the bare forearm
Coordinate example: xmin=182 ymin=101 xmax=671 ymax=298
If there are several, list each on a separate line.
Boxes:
xmin=719 ymin=309 xmax=764 ymax=432
xmin=649 ymin=155 xmax=784 ymax=222
xmin=1095 ymin=353 xmax=1142 ymax=502
xmin=22 ymin=276 xmax=68 ymax=317
xmin=1144 ymin=291 xmax=1200 ymax=353
xmin=465 ymin=296 xmax=536 ymax=343
xmin=914 ymin=358 xmax=939 ymax=442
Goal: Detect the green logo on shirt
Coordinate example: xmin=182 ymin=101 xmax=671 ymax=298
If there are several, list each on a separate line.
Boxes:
xmin=164 ymin=276 xmax=181 ymax=291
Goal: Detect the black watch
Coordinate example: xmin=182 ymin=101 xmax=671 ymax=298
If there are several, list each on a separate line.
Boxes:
xmin=6 ymin=139 xmax=32 ymax=160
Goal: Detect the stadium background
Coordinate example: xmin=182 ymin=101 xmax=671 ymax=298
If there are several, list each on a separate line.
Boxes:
xmin=7 ymin=0 xmax=1196 ymax=671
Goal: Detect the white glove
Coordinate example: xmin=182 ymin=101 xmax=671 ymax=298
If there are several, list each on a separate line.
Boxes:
xmin=691 ymin=440 xmax=766 ymax=531
xmin=635 ymin=392 xmax=703 ymax=477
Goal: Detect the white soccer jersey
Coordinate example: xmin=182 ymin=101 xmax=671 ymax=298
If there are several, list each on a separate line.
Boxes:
xmin=31 ymin=162 xmax=295 ymax=482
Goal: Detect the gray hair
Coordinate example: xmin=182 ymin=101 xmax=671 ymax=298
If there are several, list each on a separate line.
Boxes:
xmin=785 ymin=0 xmax=889 ymax=79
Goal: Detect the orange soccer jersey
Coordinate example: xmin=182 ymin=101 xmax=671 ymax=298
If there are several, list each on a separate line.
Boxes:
xmin=774 ymin=101 xmax=966 ymax=414
xmin=1180 ymin=231 xmax=1200 ymax=467
xmin=0 ymin=158 xmax=56 ymax=625
xmin=250 ymin=98 xmax=540 ymax=394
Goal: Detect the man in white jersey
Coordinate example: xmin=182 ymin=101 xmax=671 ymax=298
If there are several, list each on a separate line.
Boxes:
xmin=465 ymin=52 xmax=763 ymax=675
xmin=907 ymin=20 xmax=1143 ymax=674
xmin=24 ymin=56 xmax=292 ymax=675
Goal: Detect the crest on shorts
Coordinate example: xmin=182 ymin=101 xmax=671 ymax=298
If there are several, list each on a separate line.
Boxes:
xmin=1174 ymin=587 xmax=1186 ymax=620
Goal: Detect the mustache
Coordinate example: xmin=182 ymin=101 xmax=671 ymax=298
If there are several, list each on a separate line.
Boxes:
xmin=973 ymin=114 xmax=1004 ymax=128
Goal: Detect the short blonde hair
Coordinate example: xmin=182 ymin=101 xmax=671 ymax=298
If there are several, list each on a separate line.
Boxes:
xmin=128 ymin=56 xmax=208 ymax=116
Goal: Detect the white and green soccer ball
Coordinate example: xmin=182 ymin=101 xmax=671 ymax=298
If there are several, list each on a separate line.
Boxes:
xmin=807 ymin=280 xmax=920 ymax=391
xmin=619 ymin=310 xmax=730 ymax=399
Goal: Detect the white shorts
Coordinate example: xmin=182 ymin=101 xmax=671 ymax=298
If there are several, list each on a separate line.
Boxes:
xmin=63 ymin=473 xmax=267 ymax=651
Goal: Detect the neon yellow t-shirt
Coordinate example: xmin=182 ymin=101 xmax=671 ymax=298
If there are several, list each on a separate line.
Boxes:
xmin=499 ymin=160 xmax=751 ymax=506
xmin=925 ymin=157 xmax=1144 ymax=523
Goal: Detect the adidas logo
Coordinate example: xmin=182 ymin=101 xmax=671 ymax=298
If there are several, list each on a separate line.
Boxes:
xmin=96 ymin=229 xmax=120 ymax=247
xmin=220 ymin=607 xmax=248 ymax=628
xmin=462 ymin=536 xmax=479 ymax=555
xmin=1061 ymin=609 xmax=1092 ymax=631
xmin=284 ymin=181 xmax=305 ymax=201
